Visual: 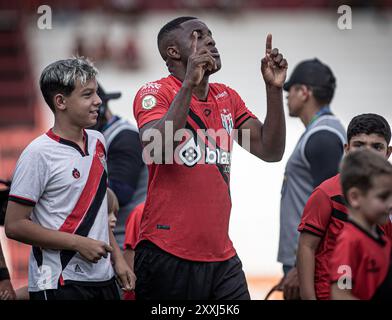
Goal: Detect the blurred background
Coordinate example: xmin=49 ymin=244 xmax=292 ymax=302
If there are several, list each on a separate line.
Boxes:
xmin=0 ymin=0 xmax=391 ymax=299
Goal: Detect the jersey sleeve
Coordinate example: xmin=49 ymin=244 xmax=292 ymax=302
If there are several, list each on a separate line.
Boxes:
xmin=9 ymin=145 xmax=50 ymax=206
xmin=298 ymin=188 xmax=332 ymax=237
xmin=133 ymin=82 xmax=173 ymax=129
xmin=226 ymin=87 xmax=257 ymax=129
xmin=124 ymin=203 xmax=144 ymax=250
xmin=329 ymin=231 xmax=358 ymax=284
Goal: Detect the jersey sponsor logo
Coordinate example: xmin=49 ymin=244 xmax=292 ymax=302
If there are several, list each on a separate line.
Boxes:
xmin=142 ymin=95 xmax=157 ymax=110
xmin=140 ymin=82 xmax=162 ymax=97
xmin=72 ymin=168 xmax=80 ymax=179
xmin=220 ymin=109 xmax=234 ymax=135
xmin=74 ymin=264 xmax=84 ymax=273
xmin=179 ymin=138 xmax=202 ymax=167
xmin=366 ymin=259 xmax=380 ymax=273
xmin=179 ymin=137 xmax=231 ymax=167
xmin=214 ymin=91 xmax=228 ymax=100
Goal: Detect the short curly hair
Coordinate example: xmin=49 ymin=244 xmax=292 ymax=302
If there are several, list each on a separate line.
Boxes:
xmin=347 ymin=113 xmax=391 ymax=145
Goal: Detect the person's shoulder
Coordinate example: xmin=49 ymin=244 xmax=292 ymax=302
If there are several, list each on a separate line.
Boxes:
xmin=21 ymin=133 xmax=53 ymax=156
xmin=85 ymin=129 xmax=107 ymax=148
xmin=85 ymin=129 xmax=104 ymax=141
xmin=318 ymin=173 xmax=342 ymax=195
xmin=136 ymin=76 xmax=174 ymax=95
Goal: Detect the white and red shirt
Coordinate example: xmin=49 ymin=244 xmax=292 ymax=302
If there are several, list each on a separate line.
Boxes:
xmin=9 ymin=129 xmax=114 ymax=292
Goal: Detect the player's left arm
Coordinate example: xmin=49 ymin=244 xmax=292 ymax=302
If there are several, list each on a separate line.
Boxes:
xmin=109 ymin=229 xmax=136 ymax=291
xmin=237 ymin=34 xmax=287 ymax=162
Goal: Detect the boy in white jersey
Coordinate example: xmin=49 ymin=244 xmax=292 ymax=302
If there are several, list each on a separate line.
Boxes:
xmin=4 ymin=57 xmax=134 ymax=300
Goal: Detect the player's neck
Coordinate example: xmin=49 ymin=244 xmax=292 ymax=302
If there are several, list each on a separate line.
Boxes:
xmin=192 ymin=77 xmax=209 ymax=101
xmin=52 ymin=121 xmax=85 ymax=146
xmin=349 ymin=210 xmax=378 ymax=237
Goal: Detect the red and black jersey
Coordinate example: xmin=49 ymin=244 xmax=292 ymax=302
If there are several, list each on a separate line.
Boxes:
xmin=330 ymin=220 xmax=392 ymax=300
xmin=133 ymin=75 xmax=257 ymax=261
xmin=298 ymin=174 xmax=348 ymax=299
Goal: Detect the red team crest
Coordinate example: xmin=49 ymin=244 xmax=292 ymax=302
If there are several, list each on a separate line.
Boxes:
xmin=72 ymin=168 xmax=80 ymax=179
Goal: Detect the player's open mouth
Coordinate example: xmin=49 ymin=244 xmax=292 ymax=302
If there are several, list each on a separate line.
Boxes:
xmin=90 ymin=110 xmax=98 ymax=115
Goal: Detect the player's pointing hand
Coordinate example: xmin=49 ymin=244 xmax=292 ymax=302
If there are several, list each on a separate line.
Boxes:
xmin=261 ymin=34 xmax=288 ymax=88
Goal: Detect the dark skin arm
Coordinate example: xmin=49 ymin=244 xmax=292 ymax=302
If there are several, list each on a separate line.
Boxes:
xmin=236 ymin=34 xmax=287 ymax=162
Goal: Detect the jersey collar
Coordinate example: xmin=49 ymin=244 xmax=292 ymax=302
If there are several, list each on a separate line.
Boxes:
xmin=46 ymin=128 xmax=89 ymax=157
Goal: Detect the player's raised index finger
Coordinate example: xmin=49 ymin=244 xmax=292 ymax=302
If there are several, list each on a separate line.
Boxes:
xmin=191 ymin=31 xmax=198 ymax=54
xmin=265 ymin=33 xmax=272 ymax=55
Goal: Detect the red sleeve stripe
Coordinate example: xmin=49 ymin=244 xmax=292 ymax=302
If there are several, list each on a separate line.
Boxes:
xmin=8 ymin=194 xmax=36 ymax=206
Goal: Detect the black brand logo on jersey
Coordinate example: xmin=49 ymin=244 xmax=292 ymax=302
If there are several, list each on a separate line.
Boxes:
xmin=204 ymin=109 xmax=211 ymax=117
xmin=74 ymin=264 xmax=84 ymax=273
xmin=366 ymin=259 xmax=380 ymax=273
xmin=72 ymin=168 xmax=80 ymax=179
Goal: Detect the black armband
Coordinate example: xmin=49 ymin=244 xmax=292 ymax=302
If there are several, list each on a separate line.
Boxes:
xmin=0 ymin=267 xmax=10 ymax=281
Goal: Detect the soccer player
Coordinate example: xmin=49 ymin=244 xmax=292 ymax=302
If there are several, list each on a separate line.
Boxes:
xmin=330 ymin=150 xmax=392 ymax=300
xmin=297 ymin=113 xmax=392 ymax=300
xmin=4 ymin=57 xmax=134 ymax=300
xmin=278 ymin=59 xmax=346 ymax=299
xmin=132 ymin=16 xmax=287 ymax=300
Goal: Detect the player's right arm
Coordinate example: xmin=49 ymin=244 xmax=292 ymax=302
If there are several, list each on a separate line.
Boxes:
xmin=5 ymin=201 xmax=112 ymax=263
xmin=297 ymin=232 xmax=321 ymax=300
xmin=138 ymin=32 xmax=216 ymax=152
xmin=297 ymin=188 xmax=332 ymax=300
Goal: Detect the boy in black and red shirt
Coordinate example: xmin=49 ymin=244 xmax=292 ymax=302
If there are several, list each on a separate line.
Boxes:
xmin=297 ymin=113 xmax=392 ymax=299
xmin=329 ymin=150 xmax=392 ymax=300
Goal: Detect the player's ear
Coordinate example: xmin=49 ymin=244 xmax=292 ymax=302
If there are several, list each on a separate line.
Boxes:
xmin=54 ymin=94 xmax=66 ymax=111
xmin=346 ymin=187 xmax=362 ymax=210
xmin=301 ymin=85 xmax=311 ymax=102
xmin=344 ymin=143 xmax=350 ymax=155
xmin=167 ymin=46 xmax=181 ymax=60
xmin=386 ymin=145 xmax=392 ymax=159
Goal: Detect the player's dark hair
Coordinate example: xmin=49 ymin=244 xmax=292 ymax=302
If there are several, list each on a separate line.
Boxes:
xmin=347 ymin=113 xmax=391 ymax=145
xmin=39 ymin=57 xmax=98 ymax=112
xmin=157 ymin=16 xmax=198 ymax=61
xmin=340 ymin=150 xmax=392 ymax=205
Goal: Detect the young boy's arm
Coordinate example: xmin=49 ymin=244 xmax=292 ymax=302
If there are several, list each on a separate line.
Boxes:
xmin=331 ymin=283 xmax=358 ymax=300
xmin=109 ymin=229 xmax=135 ymax=291
xmin=5 ymin=201 xmax=112 ymax=263
xmin=297 ymin=188 xmax=332 ymax=300
xmin=297 ymin=232 xmax=321 ymax=299
xmin=123 ymin=247 xmax=135 ymax=272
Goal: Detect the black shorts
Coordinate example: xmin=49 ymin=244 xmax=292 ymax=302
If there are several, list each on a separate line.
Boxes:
xmin=29 ymin=277 xmax=120 ymax=300
xmin=134 ymin=240 xmax=250 ymax=300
